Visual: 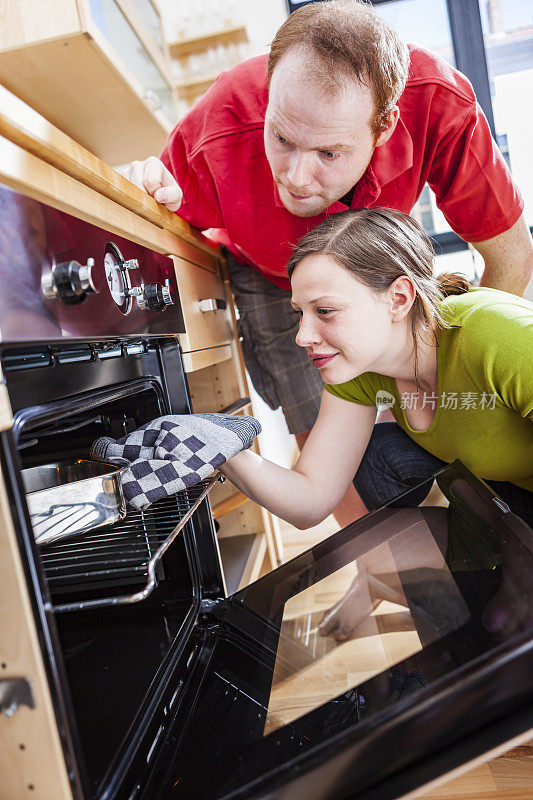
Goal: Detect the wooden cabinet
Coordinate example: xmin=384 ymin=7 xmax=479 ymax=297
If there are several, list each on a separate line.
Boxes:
xmin=0 ymin=0 xmax=176 ymax=164
xmin=0 ymin=84 xmax=281 ymax=591
xmin=169 ymin=255 xmax=234 ymax=371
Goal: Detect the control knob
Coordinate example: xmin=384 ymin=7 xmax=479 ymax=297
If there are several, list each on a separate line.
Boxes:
xmin=136 ymin=279 xmax=174 ymax=312
xmin=41 ymin=259 xmax=97 ymax=305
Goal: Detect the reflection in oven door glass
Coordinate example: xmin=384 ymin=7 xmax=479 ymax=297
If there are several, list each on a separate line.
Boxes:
xmin=265 ymin=508 xmax=469 ymax=734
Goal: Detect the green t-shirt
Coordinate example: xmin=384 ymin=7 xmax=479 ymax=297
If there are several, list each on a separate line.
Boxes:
xmin=325 ymin=287 xmax=533 ymax=492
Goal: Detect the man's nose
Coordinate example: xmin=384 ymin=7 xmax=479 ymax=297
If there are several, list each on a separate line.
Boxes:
xmin=286 ymin=151 xmax=313 ymax=189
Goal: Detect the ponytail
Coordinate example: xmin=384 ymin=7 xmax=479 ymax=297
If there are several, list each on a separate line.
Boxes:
xmin=437 ymin=272 xmax=471 ymax=297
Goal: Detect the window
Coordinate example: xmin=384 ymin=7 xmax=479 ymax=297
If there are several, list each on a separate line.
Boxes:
xmin=372 ymin=0 xmax=456 ymax=241
xmin=371 ymin=0 xmax=455 ymax=65
xmin=479 ymin=0 xmax=533 ymax=225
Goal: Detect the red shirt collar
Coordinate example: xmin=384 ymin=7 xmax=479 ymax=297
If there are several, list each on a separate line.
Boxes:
xmin=272 ymin=115 xmax=413 ymax=213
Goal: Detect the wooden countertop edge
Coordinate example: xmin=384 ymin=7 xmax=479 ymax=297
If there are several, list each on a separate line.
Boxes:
xmin=0 ymin=84 xmax=219 ymax=258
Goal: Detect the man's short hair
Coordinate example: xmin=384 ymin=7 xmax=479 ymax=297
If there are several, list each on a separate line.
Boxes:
xmin=268 ymin=0 xmax=410 ymax=138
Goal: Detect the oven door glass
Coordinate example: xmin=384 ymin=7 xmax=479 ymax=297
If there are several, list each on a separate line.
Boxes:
xmin=142 ymin=461 xmax=533 ymax=800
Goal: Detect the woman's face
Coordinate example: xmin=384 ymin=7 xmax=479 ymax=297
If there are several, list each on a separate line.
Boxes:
xmin=291 ymin=253 xmax=396 ymax=385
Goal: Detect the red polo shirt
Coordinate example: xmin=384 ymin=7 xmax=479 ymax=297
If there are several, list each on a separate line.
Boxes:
xmin=161 ymin=47 xmax=523 ymax=291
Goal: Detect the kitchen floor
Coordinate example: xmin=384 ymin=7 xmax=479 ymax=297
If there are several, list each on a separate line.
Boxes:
xmin=277 ymin=511 xmax=533 ymax=800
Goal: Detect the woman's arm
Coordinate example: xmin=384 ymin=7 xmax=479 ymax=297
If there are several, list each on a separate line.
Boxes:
xmin=220 ymin=392 xmax=377 ymax=529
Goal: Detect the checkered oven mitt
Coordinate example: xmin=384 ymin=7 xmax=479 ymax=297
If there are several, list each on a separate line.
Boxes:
xmin=90 ymin=413 xmax=261 ymax=510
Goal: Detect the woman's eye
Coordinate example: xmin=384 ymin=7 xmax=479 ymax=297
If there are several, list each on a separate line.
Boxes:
xmin=317 ymin=308 xmax=333 ymax=316
xmin=291 ymin=307 xmax=302 ymax=316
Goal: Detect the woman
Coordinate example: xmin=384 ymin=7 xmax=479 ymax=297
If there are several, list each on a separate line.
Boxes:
xmin=221 ymin=208 xmax=533 ymax=531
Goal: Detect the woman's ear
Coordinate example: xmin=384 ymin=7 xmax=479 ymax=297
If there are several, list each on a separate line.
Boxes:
xmin=389 ymin=275 xmax=416 ymax=322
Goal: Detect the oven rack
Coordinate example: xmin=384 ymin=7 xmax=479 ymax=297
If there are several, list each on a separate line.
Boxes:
xmin=40 ymin=474 xmax=222 ymax=613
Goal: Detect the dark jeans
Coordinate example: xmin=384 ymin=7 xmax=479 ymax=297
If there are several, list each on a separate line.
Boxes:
xmin=354 ymin=423 xmax=533 ymax=525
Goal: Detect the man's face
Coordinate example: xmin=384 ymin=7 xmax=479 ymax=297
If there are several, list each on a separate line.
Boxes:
xmin=264 ymin=51 xmax=392 ymax=218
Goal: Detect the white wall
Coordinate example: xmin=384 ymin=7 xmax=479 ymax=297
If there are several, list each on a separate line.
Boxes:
xmin=231 ymin=0 xmax=287 ymax=57
xmin=493 ymin=69 xmax=533 ymax=224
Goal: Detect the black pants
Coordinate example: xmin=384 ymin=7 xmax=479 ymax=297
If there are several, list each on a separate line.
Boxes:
xmin=354 ymin=423 xmax=533 ymax=525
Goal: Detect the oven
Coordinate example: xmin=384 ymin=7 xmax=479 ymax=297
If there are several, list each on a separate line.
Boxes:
xmin=0 ymin=182 xmax=225 ymax=799
xmin=1 ymin=183 xmax=532 ymax=800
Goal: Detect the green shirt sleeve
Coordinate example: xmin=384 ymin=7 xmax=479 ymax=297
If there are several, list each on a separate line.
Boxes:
xmin=461 ymin=299 xmax=533 ymax=419
xmin=324 ymin=374 xmax=378 ymax=406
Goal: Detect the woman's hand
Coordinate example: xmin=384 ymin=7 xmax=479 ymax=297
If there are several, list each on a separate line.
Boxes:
xmin=125 ymin=157 xmax=183 ymax=212
xmin=318 ymin=568 xmax=379 ymax=641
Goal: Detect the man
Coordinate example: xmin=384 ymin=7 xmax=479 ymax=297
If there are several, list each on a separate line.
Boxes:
xmin=127 ymin=0 xmax=533 ymax=526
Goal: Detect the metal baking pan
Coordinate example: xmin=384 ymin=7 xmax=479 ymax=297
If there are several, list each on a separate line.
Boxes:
xmin=22 ymin=459 xmax=126 ymax=545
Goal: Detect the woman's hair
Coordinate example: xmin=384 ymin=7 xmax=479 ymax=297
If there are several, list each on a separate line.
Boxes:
xmin=287 ymin=207 xmax=470 ymax=386
xmin=268 ymin=0 xmax=410 ymax=139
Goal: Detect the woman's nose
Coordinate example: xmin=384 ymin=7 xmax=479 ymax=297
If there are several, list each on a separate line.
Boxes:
xmin=295 ymin=315 xmax=320 ymax=348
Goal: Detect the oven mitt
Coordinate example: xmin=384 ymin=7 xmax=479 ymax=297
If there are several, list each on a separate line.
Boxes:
xmin=90 ymin=413 xmax=261 ymax=510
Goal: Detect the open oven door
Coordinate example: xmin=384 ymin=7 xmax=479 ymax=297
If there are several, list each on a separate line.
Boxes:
xmin=140 ymin=460 xmax=533 ymax=800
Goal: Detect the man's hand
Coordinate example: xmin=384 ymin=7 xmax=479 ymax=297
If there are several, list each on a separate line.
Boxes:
xmin=125 ymin=156 xmax=183 ymax=212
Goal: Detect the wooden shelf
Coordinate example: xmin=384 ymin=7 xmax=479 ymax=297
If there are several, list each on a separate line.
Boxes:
xmin=169 ymin=25 xmax=247 ymax=60
xmin=170 ymin=25 xmax=248 ymax=111
xmin=0 ymin=32 xmax=173 ymax=165
xmin=209 ymin=476 xmax=268 ymax=546
xmin=0 ymin=85 xmax=216 ymax=256
xmin=212 ymin=490 xmax=249 ymax=520
xmin=175 ymin=72 xmax=219 ymax=91
xmin=174 ymin=74 xmax=219 ymax=104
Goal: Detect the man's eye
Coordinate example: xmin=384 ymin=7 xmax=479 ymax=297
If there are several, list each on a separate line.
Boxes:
xmin=317 ymin=308 xmax=333 ymax=316
xmin=291 ymin=307 xmax=302 ymax=316
xmin=321 ymin=150 xmax=337 ymax=160
xmin=275 ymin=131 xmax=287 ymax=144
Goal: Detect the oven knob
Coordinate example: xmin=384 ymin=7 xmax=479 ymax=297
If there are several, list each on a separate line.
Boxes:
xmin=41 ymin=259 xmax=97 ymax=305
xmin=137 ymin=280 xmax=174 ymax=312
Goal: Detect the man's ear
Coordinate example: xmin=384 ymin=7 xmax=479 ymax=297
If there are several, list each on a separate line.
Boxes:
xmin=389 ymin=275 xmax=416 ymax=322
xmin=375 ymin=106 xmax=400 ymax=147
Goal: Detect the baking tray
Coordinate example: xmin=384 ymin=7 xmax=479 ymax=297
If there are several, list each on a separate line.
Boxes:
xmin=22 ymin=459 xmax=126 ymax=545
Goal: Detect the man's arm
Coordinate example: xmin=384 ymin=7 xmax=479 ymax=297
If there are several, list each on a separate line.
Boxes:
xmin=473 ymin=213 xmax=533 ymax=297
